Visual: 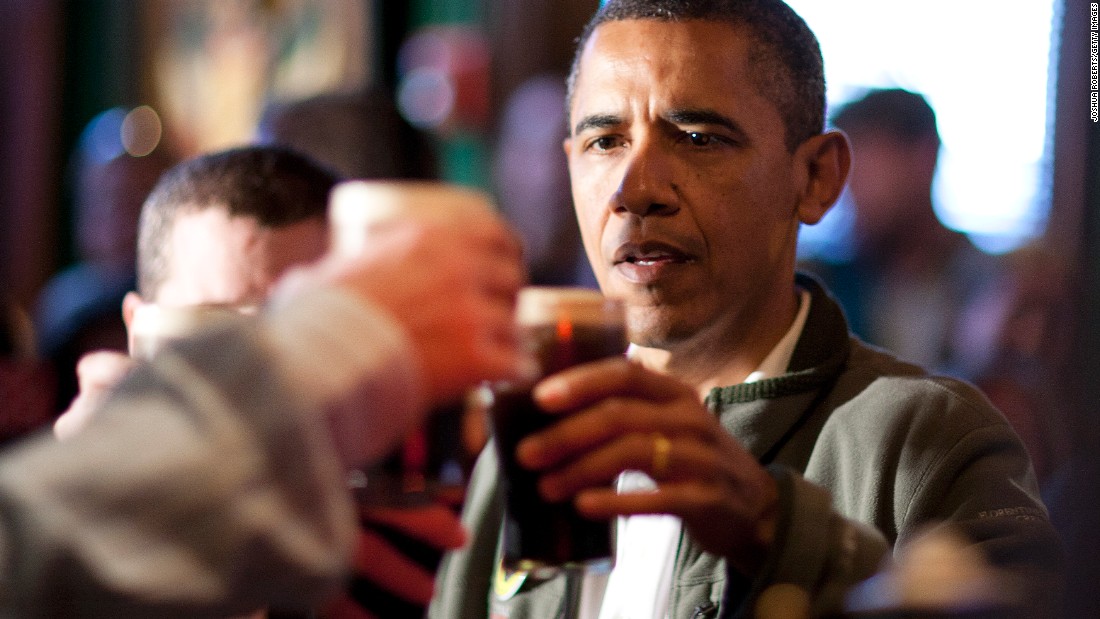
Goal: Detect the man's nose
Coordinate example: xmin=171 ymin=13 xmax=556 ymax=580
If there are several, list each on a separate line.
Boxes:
xmin=611 ymin=137 xmax=680 ymax=218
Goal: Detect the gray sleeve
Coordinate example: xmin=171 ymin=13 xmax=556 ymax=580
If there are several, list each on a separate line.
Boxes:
xmin=721 ymin=467 xmax=889 ymax=618
xmin=0 ymin=321 xmax=356 ymax=617
xmin=894 ymin=418 xmax=1065 ymax=615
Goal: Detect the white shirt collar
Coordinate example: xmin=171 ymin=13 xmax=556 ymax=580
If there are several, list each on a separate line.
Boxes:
xmin=743 ymin=287 xmax=811 ymax=384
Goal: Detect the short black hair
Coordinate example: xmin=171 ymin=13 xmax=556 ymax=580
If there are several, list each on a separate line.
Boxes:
xmin=830 ymin=88 xmax=940 ymax=144
xmin=566 ymin=0 xmax=825 ymax=152
xmin=138 ymin=145 xmax=340 ymax=297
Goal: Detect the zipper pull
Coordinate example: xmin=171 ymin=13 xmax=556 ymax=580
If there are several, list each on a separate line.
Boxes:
xmin=692 ymin=601 xmax=719 ymax=619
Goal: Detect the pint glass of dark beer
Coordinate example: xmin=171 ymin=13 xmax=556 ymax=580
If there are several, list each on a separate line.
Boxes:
xmin=487 ymin=286 xmax=628 ymax=576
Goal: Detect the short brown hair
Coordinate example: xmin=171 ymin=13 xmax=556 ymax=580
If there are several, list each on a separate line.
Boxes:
xmin=138 ymin=146 xmax=339 ymax=298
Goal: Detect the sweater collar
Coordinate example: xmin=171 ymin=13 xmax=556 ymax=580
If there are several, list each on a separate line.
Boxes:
xmin=705 ymin=272 xmax=851 ymax=407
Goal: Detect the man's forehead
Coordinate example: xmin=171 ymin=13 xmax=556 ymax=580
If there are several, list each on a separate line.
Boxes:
xmin=157 ymin=208 xmax=326 ymax=306
xmin=170 ymin=206 xmax=257 ymax=239
xmin=570 ymin=19 xmax=764 ymax=126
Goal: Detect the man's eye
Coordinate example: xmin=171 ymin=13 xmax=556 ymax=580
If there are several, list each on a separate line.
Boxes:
xmin=590 ymin=136 xmax=619 ymax=151
xmin=687 ymin=132 xmax=713 ymax=146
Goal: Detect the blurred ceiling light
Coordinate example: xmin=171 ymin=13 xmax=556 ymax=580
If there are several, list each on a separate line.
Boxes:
xmin=121 ymin=105 xmax=163 ymax=157
xmin=82 ymin=107 xmax=128 ymax=164
xmin=398 ymin=67 xmax=455 ymax=130
xmin=80 ymin=106 xmax=163 ymax=164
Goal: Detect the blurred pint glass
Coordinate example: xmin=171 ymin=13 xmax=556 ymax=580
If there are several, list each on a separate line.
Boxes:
xmin=330 ymin=180 xmax=495 ymax=506
xmin=330 ymin=180 xmax=499 ymax=617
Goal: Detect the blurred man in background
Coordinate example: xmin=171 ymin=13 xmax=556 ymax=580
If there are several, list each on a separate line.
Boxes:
xmin=801 ymin=88 xmax=1002 ymax=374
xmin=255 ymin=87 xmax=438 ymax=182
xmin=55 ymin=145 xmax=332 ymax=437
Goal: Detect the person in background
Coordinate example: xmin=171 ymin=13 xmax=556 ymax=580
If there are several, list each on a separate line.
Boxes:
xmin=34 ymin=108 xmax=176 ymax=415
xmin=0 ymin=175 xmax=529 ymax=615
xmin=952 ymin=245 xmax=1074 ymax=494
xmin=809 ymin=90 xmax=1071 ymax=517
xmin=430 ymin=2 xmax=1060 ymax=618
xmin=800 ymin=88 xmax=1002 ymax=374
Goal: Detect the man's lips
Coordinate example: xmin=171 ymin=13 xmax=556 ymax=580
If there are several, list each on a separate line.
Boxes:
xmin=610 ymin=241 xmax=694 ymax=283
xmin=612 ymin=241 xmax=693 ymax=266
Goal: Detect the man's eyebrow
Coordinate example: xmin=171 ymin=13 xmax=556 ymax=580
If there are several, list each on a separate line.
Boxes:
xmin=665 ymin=108 xmax=751 ymax=142
xmin=572 ymin=113 xmax=622 ymax=136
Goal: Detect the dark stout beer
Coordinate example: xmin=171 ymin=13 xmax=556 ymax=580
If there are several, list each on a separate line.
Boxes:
xmin=488 ymin=288 xmax=627 ymax=574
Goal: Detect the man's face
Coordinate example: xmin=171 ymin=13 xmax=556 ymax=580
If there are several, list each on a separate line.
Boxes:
xmin=154 ymin=208 xmax=328 ymax=306
xmin=565 ymin=19 xmax=807 ymax=348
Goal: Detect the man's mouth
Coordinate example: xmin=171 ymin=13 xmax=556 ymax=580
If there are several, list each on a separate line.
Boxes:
xmin=613 ymin=242 xmax=693 ymax=266
xmin=611 ymin=241 xmax=694 ymax=283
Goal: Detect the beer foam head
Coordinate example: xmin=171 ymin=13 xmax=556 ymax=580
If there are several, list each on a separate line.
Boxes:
xmin=329 ymin=180 xmax=495 ymax=255
xmin=516 ymin=286 xmax=625 ymax=327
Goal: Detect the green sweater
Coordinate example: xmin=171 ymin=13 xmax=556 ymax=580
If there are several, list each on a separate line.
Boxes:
xmin=430 ymin=275 xmax=1062 ymax=618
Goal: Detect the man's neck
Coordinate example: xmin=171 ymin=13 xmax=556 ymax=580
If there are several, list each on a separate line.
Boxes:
xmin=629 ymin=286 xmax=802 ymax=398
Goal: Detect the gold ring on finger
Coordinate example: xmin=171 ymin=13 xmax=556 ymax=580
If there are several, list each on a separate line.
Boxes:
xmin=652 ymin=433 xmax=671 ymax=478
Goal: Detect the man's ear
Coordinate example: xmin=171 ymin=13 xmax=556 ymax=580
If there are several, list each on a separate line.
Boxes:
xmin=121 ymin=291 xmax=145 ymax=332
xmin=793 ymin=130 xmax=851 ymax=226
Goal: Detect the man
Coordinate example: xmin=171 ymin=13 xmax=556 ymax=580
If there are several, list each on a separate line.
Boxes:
xmin=431 ymin=2 xmax=1061 ymax=618
xmin=0 ymin=171 xmax=529 ymax=615
xmin=50 ymin=145 xmax=476 ymax=616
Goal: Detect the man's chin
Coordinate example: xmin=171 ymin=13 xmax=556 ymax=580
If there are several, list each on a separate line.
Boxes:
xmin=624 ymin=304 xmax=692 ymax=349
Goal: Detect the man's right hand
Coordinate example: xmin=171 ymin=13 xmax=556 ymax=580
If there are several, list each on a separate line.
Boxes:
xmin=54 ymin=350 xmax=134 ymax=440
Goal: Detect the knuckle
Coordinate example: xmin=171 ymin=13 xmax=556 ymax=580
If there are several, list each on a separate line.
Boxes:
xmin=588 ymin=409 xmax=620 ymax=437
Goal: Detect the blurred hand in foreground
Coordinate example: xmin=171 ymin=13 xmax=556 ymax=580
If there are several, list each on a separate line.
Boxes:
xmin=54 ymin=351 xmax=134 ymax=440
xmin=288 ymin=204 xmax=531 ymax=409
